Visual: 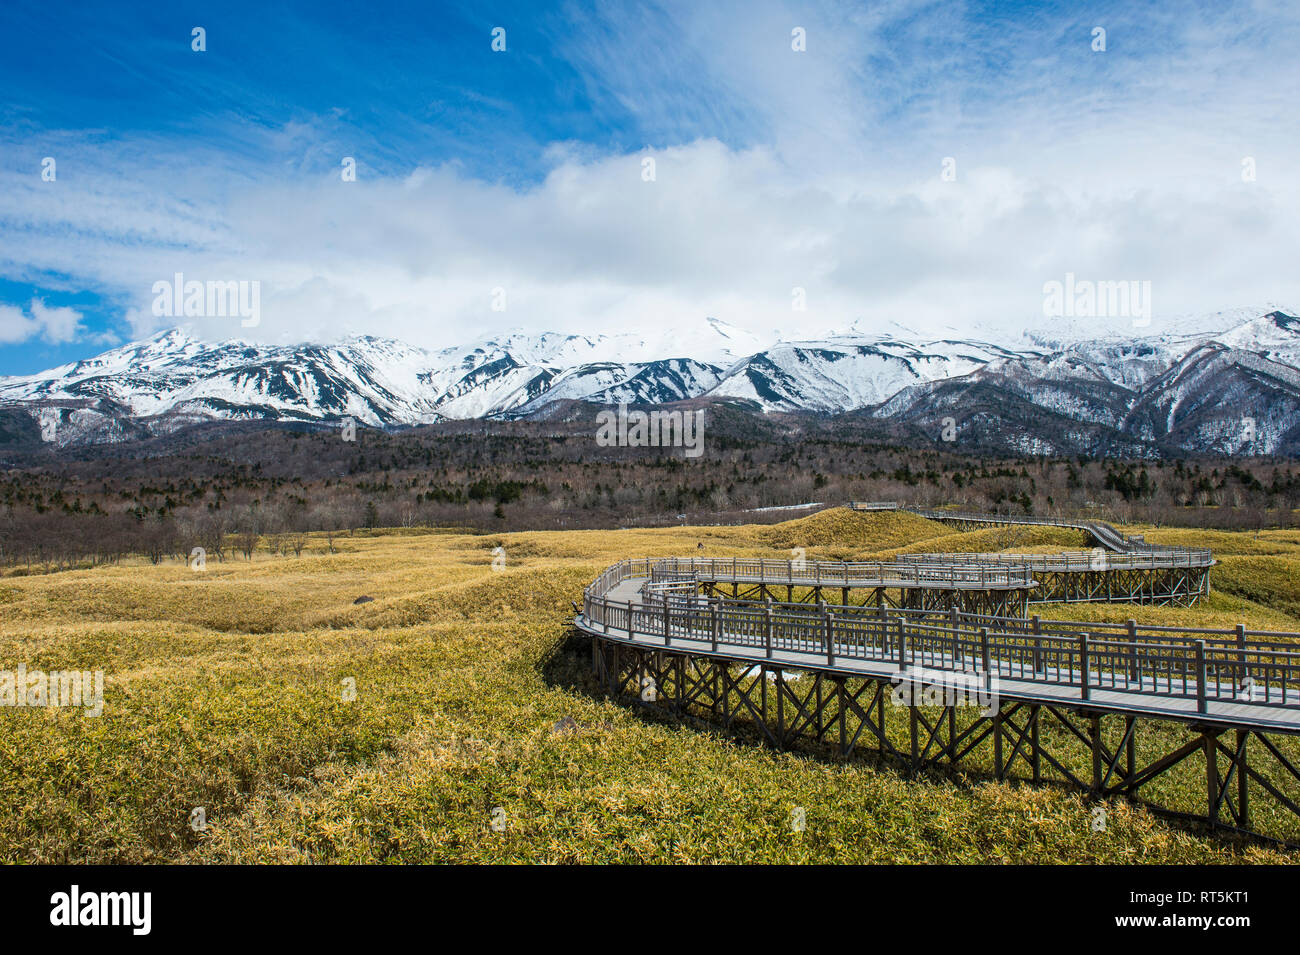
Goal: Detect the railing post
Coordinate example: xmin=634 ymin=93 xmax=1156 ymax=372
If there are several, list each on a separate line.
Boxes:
xmin=896 ymin=616 xmax=908 ymax=671
xmin=764 ymin=600 xmax=774 ymax=660
xmin=980 ymin=627 xmax=990 ymax=691
xmin=1196 ymin=639 xmax=1208 ymax=714
xmin=663 ymin=596 xmax=671 ymax=646
xmin=948 ymin=607 xmax=960 ymax=667
xmin=1031 ymin=614 xmax=1042 ymax=674
xmin=824 ymin=605 xmax=835 ymax=666
xmin=711 ymin=599 xmax=720 ymax=652
xmin=1237 ymin=623 xmax=1249 ymax=690
xmin=1080 ymin=634 xmax=1090 ymax=701
xmin=1127 ymin=618 xmax=1138 ymax=685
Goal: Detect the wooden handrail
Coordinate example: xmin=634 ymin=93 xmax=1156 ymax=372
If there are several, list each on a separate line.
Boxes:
xmin=578 ymin=554 xmax=1300 ymax=717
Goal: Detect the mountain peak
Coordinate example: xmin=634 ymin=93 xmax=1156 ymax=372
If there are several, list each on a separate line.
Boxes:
xmin=1261 ymin=310 xmax=1300 ymax=332
xmin=4 ymin=307 xmax=1300 ymax=455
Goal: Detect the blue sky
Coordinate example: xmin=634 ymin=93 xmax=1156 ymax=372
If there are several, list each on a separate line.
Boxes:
xmin=2 ymin=1 xmax=1299 ymax=374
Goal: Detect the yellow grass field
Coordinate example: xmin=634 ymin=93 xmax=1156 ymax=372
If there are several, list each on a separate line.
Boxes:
xmin=2 ymin=508 xmax=1298 ymax=863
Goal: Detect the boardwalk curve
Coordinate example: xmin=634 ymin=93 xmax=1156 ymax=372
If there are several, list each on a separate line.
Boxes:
xmin=573 ymin=505 xmax=1300 ymax=845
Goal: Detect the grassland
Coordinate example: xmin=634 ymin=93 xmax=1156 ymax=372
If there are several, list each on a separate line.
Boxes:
xmin=2 ymin=508 xmax=1298 ymax=863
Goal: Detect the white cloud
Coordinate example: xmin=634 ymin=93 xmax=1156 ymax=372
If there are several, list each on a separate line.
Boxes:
xmin=2 ymin=0 xmax=1299 ymax=355
xmin=0 ymin=299 xmax=85 ymax=344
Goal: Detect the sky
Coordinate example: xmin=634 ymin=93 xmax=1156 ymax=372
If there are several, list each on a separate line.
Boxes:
xmin=1 ymin=0 xmax=1299 ymax=374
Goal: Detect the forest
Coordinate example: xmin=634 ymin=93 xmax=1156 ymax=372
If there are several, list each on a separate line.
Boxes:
xmin=0 ymin=413 xmax=1297 ymax=572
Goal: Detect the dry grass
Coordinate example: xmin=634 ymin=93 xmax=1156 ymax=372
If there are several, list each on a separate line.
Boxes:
xmin=0 ymin=507 xmax=1296 ymax=863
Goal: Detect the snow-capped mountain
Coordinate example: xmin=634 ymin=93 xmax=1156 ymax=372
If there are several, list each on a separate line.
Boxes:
xmin=704 ymin=337 xmax=1026 ymax=412
xmin=4 ymin=310 xmax=1300 ymax=455
xmin=874 ymin=311 xmax=1300 ymax=455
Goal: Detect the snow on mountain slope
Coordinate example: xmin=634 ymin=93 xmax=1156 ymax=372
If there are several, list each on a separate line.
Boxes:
xmin=1212 ymin=311 xmax=1300 ymax=367
xmin=877 ymin=323 xmax=1300 ymax=455
xmin=0 ymin=320 xmax=748 ymax=432
xmin=3 ymin=309 xmax=1300 ymax=455
xmin=436 ymin=317 xmax=765 ymax=371
xmin=1121 ymin=342 xmax=1300 ymax=453
xmin=508 ymin=358 xmax=725 ymax=415
xmin=0 ymin=331 xmax=447 ymax=425
xmin=703 ymin=338 xmax=1020 ymax=412
xmin=976 ymin=338 xmax=1185 ymax=398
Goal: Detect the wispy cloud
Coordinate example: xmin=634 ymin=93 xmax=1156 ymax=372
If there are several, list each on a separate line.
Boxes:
xmin=0 ymin=0 xmax=1298 ymax=370
xmin=0 ymin=299 xmax=86 ymax=345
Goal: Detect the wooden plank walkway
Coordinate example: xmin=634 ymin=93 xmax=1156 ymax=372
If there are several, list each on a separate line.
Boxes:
xmin=583 ymin=569 xmax=1300 ymax=735
xmin=853 ymin=502 xmax=1215 ymax=567
xmin=579 ymin=521 xmax=1300 ymax=844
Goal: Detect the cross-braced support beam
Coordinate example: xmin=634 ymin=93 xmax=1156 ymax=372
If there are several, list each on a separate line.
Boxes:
xmin=593 ymin=636 xmax=1300 ymax=848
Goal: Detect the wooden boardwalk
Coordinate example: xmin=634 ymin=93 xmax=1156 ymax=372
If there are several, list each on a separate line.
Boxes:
xmin=850 ymin=503 xmax=1214 ymax=605
xmin=575 ymin=507 xmax=1300 ymax=845
xmin=597 ymin=575 xmax=1300 ymax=732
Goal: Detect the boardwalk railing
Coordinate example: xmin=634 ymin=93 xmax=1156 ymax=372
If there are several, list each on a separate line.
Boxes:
xmin=849 ymin=502 xmax=1212 ymax=565
xmin=648 ymin=555 xmax=1037 ymax=589
xmin=581 ymin=559 xmax=1300 ymax=717
xmin=891 ymin=549 xmax=1213 ymax=572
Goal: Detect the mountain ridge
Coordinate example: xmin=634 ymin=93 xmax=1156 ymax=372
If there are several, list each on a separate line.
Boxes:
xmin=4 ymin=310 xmax=1300 ymax=455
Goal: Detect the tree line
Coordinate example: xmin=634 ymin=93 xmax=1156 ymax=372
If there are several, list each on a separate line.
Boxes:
xmin=1 ymin=416 xmax=1297 ymax=572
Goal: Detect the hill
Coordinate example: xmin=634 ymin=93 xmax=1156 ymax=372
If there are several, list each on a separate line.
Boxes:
xmin=2 ymin=509 xmax=1299 ymax=862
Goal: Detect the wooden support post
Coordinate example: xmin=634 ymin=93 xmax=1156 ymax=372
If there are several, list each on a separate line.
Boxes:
xmin=878 ymin=684 xmax=886 ymax=758
xmin=1031 ymin=705 xmax=1041 ymax=784
xmin=897 ymin=617 xmax=908 ymax=672
xmin=909 ymin=700 xmax=919 ymax=773
xmin=837 ymin=677 xmax=847 ymax=757
xmin=712 ymin=660 xmax=720 ymax=719
xmin=994 ymin=705 xmax=1004 ymax=780
xmin=776 ymin=670 xmax=785 ymax=747
xmin=1126 ymin=715 xmax=1136 ymax=789
xmin=711 ymin=599 xmax=720 ymax=652
xmin=1091 ymin=713 xmax=1102 ymax=794
xmin=1237 ymin=729 xmax=1250 ymax=829
xmin=1205 ymin=731 xmax=1219 ymax=824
